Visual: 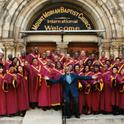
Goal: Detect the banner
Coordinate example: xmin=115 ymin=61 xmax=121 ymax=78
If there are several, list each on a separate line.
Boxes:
xmin=30 ymin=3 xmax=94 ymax=30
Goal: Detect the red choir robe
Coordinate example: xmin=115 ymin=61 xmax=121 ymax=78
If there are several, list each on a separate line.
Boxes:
xmin=101 ymin=71 xmax=112 ymax=113
xmin=4 ymin=72 xmax=18 ymax=115
xmin=92 ymin=72 xmax=103 ymax=112
xmin=50 ymin=68 xmax=63 ymax=106
xmin=0 ymin=74 xmax=6 ymax=115
xmin=83 ymin=71 xmax=93 ymax=113
xmin=29 ymin=64 xmax=41 ymax=103
xmin=27 ymin=53 xmax=40 ymax=64
xmin=59 ymin=54 xmax=65 ymax=63
xmin=38 ymin=58 xmax=48 ymax=68
xmin=80 ymin=56 xmax=89 ymax=65
xmin=4 ymin=60 xmax=12 ymax=71
xmin=117 ymin=74 xmax=124 ymax=109
xmin=110 ymin=73 xmax=119 ymax=107
xmin=38 ymin=65 xmax=53 ymax=107
xmin=99 ymin=57 xmax=107 ymax=65
xmin=17 ymin=73 xmax=29 ymax=111
xmin=73 ymin=59 xmax=80 ymax=65
xmin=18 ymin=56 xmax=28 ymax=66
xmin=63 ymin=59 xmax=73 ymax=67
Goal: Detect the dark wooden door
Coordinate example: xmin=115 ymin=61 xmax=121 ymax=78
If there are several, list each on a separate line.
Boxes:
xmin=68 ymin=42 xmax=99 ymax=55
xmin=26 ymin=42 xmax=57 ymax=54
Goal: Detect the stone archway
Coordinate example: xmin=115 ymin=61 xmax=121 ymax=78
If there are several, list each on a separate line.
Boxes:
xmin=0 ymin=0 xmax=123 ymax=58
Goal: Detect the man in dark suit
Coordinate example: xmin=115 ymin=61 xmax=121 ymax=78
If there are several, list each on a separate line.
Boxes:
xmin=45 ymin=65 xmax=96 ymax=118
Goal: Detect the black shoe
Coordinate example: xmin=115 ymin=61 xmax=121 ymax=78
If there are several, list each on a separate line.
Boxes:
xmin=75 ymin=115 xmax=80 ymax=118
xmin=66 ymin=115 xmax=71 ymax=119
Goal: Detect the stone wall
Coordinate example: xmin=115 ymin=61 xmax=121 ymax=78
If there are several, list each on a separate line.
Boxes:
xmin=0 ymin=0 xmax=123 ymax=59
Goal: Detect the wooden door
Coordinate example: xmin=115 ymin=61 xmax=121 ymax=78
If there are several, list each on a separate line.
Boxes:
xmin=68 ymin=42 xmax=99 ymax=55
xmin=26 ymin=42 xmax=57 ymax=54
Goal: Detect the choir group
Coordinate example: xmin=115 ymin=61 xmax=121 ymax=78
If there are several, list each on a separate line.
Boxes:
xmin=0 ymin=47 xmax=124 ymax=117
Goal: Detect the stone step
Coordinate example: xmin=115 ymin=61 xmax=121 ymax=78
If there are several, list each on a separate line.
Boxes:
xmin=66 ymin=114 xmax=124 ymax=124
xmin=0 ymin=116 xmax=23 ymax=124
xmin=22 ymin=109 xmax=62 ymax=124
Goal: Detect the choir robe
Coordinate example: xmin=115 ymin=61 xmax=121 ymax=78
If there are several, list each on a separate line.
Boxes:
xmin=92 ymin=72 xmax=102 ymax=112
xmin=27 ymin=53 xmax=40 ymax=64
xmin=17 ymin=73 xmax=29 ymax=111
xmin=4 ymin=60 xmax=12 ymax=71
xmin=80 ymin=56 xmax=88 ymax=65
xmin=50 ymin=68 xmax=63 ymax=106
xmin=83 ymin=71 xmax=93 ymax=112
xmin=29 ymin=64 xmax=41 ymax=103
xmin=101 ymin=71 xmax=112 ymax=112
xmin=38 ymin=58 xmax=47 ymax=68
xmin=38 ymin=65 xmax=53 ymax=107
xmin=4 ymin=72 xmax=18 ymax=115
xmin=99 ymin=57 xmax=107 ymax=65
xmin=117 ymin=74 xmax=124 ymax=109
xmin=18 ymin=56 xmax=28 ymax=66
xmin=110 ymin=74 xmax=119 ymax=107
xmin=0 ymin=75 xmax=6 ymax=115
xmin=63 ymin=59 xmax=73 ymax=66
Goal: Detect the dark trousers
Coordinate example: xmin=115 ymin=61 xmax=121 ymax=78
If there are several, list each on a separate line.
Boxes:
xmin=64 ymin=93 xmax=79 ymax=116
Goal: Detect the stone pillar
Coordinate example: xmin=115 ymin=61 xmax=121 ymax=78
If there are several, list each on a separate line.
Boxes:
xmin=56 ymin=42 xmax=69 ymax=54
xmin=103 ymin=39 xmax=111 ymax=58
xmin=15 ymin=41 xmax=26 ymax=57
xmin=3 ymin=42 xmax=15 ymax=60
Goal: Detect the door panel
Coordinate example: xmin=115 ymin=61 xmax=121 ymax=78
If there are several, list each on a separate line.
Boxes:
xmin=26 ymin=42 xmax=57 ymax=54
xmin=68 ymin=42 xmax=98 ymax=55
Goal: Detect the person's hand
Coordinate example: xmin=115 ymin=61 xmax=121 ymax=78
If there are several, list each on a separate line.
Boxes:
xmin=92 ymin=75 xmax=97 ymax=80
xmin=44 ymin=76 xmax=50 ymax=80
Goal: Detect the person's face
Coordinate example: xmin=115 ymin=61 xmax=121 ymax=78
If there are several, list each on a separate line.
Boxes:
xmin=64 ymin=66 xmax=70 ymax=74
xmin=42 ymin=53 xmax=46 ymax=59
xmin=34 ymin=47 xmax=39 ymax=54
xmin=69 ymin=65 xmax=73 ymax=71
xmin=112 ymin=68 xmax=118 ymax=74
xmin=66 ymin=54 xmax=70 ymax=60
xmin=8 ymin=54 xmax=13 ymax=60
xmin=94 ymin=67 xmax=99 ymax=72
xmin=110 ymin=54 xmax=114 ymax=59
xmin=74 ymin=52 xmax=79 ymax=58
xmin=18 ymin=66 xmax=23 ymax=73
xmin=46 ymin=51 xmax=51 ymax=57
xmin=56 ymin=62 xmax=62 ymax=69
xmin=105 ymin=60 xmax=111 ymax=66
xmin=0 ymin=53 xmax=4 ymax=59
xmin=120 ymin=69 xmax=124 ymax=75
xmin=75 ymin=65 xmax=80 ymax=72
xmin=9 ymin=67 xmax=15 ymax=73
xmin=13 ymin=58 xmax=18 ymax=63
xmin=116 ymin=58 xmax=120 ymax=64
xmin=47 ymin=60 xmax=52 ymax=66
xmin=103 ymin=64 xmax=108 ymax=71
xmin=24 ymin=61 xmax=29 ymax=66
xmin=33 ymin=59 xmax=38 ymax=65
xmin=81 ymin=50 xmax=86 ymax=56
xmin=88 ymin=60 xmax=92 ymax=66
xmin=21 ymin=51 xmax=26 ymax=56
xmin=85 ymin=66 xmax=90 ymax=72
xmin=101 ymin=51 xmax=105 ymax=57
xmin=56 ymin=48 xmax=61 ymax=54
xmin=0 ymin=67 xmax=3 ymax=73
xmin=91 ymin=54 xmax=95 ymax=59
xmin=54 ymin=56 xmax=59 ymax=62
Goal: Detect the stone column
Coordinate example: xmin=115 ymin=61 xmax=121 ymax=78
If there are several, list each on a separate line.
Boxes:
xmin=56 ymin=42 xmax=69 ymax=54
xmin=3 ymin=42 xmax=15 ymax=60
xmin=103 ymin=39 xmax=111 ymax=58
xmin=14 ymin=41 xmax=26 ymax=57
